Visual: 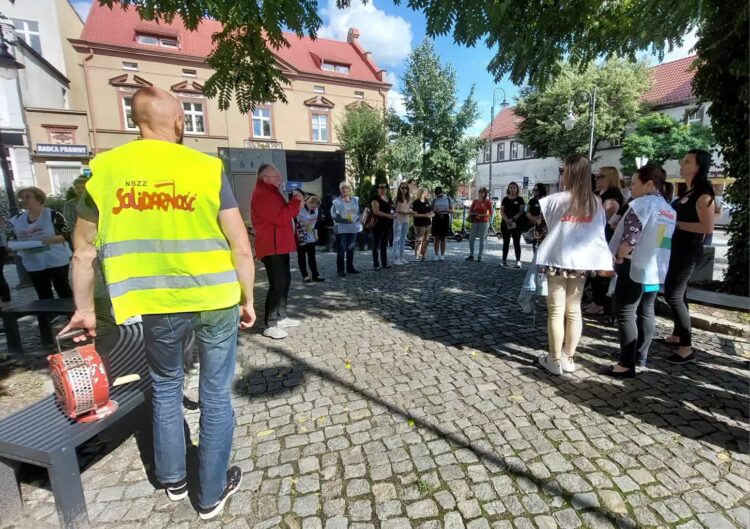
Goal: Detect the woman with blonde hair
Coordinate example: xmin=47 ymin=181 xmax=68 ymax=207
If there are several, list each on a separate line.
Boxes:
xmin=583 ymin=165 xmax=624 ymax=316
xmin=535 ymin=155 xmax=613 ymax=375
xmin=411 ymin=188 xmax=434 ymax=261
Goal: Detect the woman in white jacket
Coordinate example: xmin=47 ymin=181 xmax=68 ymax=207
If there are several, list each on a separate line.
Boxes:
xmin=600 ymin=166 xmax=676 ymax=378
xmin=535 ymin=155 xmax=613 ymax=375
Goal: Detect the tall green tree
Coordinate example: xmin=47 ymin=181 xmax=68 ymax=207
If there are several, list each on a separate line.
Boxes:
xmin=335 ymin=105 xmax=387 ymax=193
xmin=619 ymin=113 xmax=714 ymax=175
xmin=692 ymin=0 xmax=748 ymax=295
xmin=514 ymin=60 xmax=651 ymax=161
xmin=398 ymin=39 xmax=480 ymax=195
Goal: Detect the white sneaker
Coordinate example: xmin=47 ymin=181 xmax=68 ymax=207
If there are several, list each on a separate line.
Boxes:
xmin=277 ymin=318 xmax=300 ymax=328
xmin=438 ymin=255 xmax=445 ymax=261
xmin=538 ymin=354 xmax=562 ymax=375
xmin=516 ymin=260 xmax=522 ymax=269
xmin=561 ymin=356 xmax=576 ymax=373
xmin=263 ymin=326 xmax=288 ymax=339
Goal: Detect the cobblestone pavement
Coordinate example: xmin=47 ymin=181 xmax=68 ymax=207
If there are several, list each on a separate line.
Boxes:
xmin=2 ymin=238 xmax=749 ymax=529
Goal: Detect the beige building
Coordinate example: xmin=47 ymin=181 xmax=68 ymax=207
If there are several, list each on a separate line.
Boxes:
xmin=70 ymin=3 xmax=390 ymax=160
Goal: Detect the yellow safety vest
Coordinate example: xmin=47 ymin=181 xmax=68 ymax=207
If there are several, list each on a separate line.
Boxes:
xmin=87 ymin=139 xmax=240 ymax=324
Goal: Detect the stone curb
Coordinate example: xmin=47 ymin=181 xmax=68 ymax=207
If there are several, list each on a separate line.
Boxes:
xmin=655 ymin=298 xmax=750 ymax=338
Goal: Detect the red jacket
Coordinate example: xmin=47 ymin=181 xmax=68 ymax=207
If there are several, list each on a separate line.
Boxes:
xmin=251 ymin=180 xmax=302 ymax=259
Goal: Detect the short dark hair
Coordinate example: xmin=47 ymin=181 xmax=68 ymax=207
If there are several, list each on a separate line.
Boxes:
xmin=434 ymin=187 xmax=443 ymax=195
xmin=257 ymin=163 xmax=277 ymax=179
xmin=533 ymin=183 xmax=547 ymax=197
xmin=635 ymin=165 xmax=666 ymax=192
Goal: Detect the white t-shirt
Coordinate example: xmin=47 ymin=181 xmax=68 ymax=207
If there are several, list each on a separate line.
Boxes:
xmin=536 ymin=191 xmax=613 ymax=272
xmin=610 ymin=194 xmax=676 ymax=285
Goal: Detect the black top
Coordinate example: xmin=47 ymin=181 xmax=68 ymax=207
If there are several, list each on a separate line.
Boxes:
xmin=372 ymin=196 xmax=394 ymax=228
xmin=527 ymin=197 xmax=541 ymax=218
xmin=502 ymin=196 xmax=525 ymax=220
xmin=673 ymin=188 xmax=709 ymax=223
xmin=600 ymin=187 xmax=625 ymax=208
xmin=412 ymin=199 xmax=432 ymax=227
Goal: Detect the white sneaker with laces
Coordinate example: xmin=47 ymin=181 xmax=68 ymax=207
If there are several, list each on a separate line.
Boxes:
xmin=277 ymin=318 xmax=300 ymax=328
xmin=538 ymin=354 xmax=562 ymax=375
xmin=561 ymin=356 xmax=576 ymax=373
xmin=263 ymin=326 xmax=288 ymax=339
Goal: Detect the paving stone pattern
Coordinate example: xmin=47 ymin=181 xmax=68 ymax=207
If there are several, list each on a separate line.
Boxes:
xmin=2 ymin=241 xmax=749 ymax=529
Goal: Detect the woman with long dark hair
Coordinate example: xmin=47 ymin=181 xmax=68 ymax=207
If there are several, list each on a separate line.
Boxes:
xmin=535 ymin=155 xmax=613 ymax=375
xmin=500 ymin=182 xmax=525 ymax=268
xmin=656 ymin=150 xmax=715 ymax=364
xmin=526 ymin=183 xmax=548 ymax=256
xmin=600 ymin=166 xmax=676 ymax=378
xmin=371 ymin=183 xmax=395 ymax=270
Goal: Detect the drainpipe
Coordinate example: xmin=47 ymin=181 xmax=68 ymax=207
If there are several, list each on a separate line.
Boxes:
xmin=82 ymin=47 xmax=98 ymax=154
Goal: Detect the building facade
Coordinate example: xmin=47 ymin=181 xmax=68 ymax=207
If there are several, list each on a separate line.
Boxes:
xmin=71 ymin=3 xmax=390 ymax=162
xmin=1 ymin=0 xmax=90 ymax=195
xmin=475 ymin=56 xmax=717 ymax=200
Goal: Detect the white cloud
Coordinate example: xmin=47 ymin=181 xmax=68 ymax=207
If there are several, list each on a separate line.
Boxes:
xmin=388 ymin=90 xmax=406 ymax=116
xmin=466 ymin=118 xmax=487 ymax=137
xmin=72 ymin=0 xmax=92 ymax=21
xmin=319 ymin=0 xmax=412 ymax=68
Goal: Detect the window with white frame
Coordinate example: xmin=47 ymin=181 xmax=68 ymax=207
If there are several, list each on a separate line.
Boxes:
xmin=510 ymin=141 xmax=519 ymax=160
xmin=686 ymin=106 xmax=704 ymax=126
xmin=313 ymin=85 xmax=325 ymax=94
xmin=182 ymin=102 xmax=205 ymax=134
xmin=321 ymin=62 xmax=350 ymax=74
xmin=496 ymin=142 xmax=505 ymax=161
xmin=182 ymin=68 xmax=197 ymax=78
xmin=137 ymin=33 xmax=179 ymax=48
xmin=311 ymin=113 xmax=329 ymax=142
xmin=482 ymin=145 xmax=490 ymax=163
xmin=252 ymin=107 xmax=272 ymax=138
xmin=122 ymin=96 xmax=137 ymax=130
xmin=354 ymin=91 xmax=365 ymax=99
xmin=12 ymin=19 xmax=42 ymax=54
xmin=122 ymin=61 xmax=139 ymax=71
xmin=524 ymin=145 xmax=534 ymax=158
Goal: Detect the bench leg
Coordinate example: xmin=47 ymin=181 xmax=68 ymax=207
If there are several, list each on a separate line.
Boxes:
xmin=0 ymin=458 xmax=23 ymax=526
xmin=49 ymin=450 xmax=89 ymax=529
xmin=38 ymin=314 xmax=53 ymax=345
xmin=1 ymin=315 xmax=22 ymax=354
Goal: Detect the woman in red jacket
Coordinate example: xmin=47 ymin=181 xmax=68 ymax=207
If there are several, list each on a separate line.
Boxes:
xmin=250 ymin=164 xmax=303 ymax=339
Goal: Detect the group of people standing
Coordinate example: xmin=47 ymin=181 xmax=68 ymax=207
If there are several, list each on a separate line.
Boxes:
xmin=529 ymin=150 xmax=716 ymax=378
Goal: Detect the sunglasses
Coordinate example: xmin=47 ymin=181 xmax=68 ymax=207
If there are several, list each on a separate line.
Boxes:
xmin=378 ymin=185 xmax=388 ymax=189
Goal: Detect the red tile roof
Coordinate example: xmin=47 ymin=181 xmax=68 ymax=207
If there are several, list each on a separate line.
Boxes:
xmin=79 ymin=2 xmax=389 ymax=85
xmin=642 ymin=55 xmax=697 ymax=108
xmin=480 ymin=56 xmax=698 ymax=140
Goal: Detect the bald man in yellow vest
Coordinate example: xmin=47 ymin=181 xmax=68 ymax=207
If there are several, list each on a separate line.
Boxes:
xmin=62 ymin=87 xmax=254 ymax=520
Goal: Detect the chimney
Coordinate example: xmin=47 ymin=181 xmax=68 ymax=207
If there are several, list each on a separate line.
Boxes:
xmin=347 ymin=28 xmax=360 ymax=44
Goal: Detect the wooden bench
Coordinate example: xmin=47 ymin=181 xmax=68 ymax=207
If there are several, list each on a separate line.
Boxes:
xmin=1 ymin=299 xmax=76 ymax=355
xmin=0 ymin=321 xmax=150 ymax=529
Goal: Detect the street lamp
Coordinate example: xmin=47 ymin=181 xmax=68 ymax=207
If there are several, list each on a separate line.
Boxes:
xmin=0 ymin=19 xmax=24 ymax=216
xmin=562 ymin=87 xmax=597 ymax=160
xmin=487 ymin=87 xmax=509 ymax=199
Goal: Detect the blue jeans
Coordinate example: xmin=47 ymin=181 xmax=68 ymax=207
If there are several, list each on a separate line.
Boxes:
xmin=142 ymin=304 xmax=240 ymax=509
xmin=336 ymin=232 xmax=357 ymax=272
xmin=468 ymin=222 xmax=489 ymax=258
xmin=392 ymin=220 xmax=409 ymax=260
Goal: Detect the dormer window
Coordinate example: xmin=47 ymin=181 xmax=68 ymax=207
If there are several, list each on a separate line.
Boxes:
xmin=137 ymin=33 xmax=179 ymax=48
xmin=321 ymin=61 xmax=350 ymax=74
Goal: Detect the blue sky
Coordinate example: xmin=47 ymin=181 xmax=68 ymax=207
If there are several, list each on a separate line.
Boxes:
xmin=72 ymin=0 xmax=697 ymax=136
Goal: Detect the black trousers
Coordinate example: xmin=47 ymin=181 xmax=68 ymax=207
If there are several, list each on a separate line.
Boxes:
xmin=590 ymin=276 xmax=611 ymax=308
xmin=0 ymin=247 xmax=10 ymax=302
xmin=664 ymin=229 xmax=704 ymax=346
xmin=261 ymin=254 xmax=291 ymax=327
xmin=297 ymin=243 xmax=320 ymax=279
xmin=501 ymin=225 xmax=522 ymax=262
xmin=614 ymin=260 xmax=657 ymax=368
xmin=28 ymin=264 xmax=73 ymax=300
xmin=372 ymin=227 xmax=389 ymax=268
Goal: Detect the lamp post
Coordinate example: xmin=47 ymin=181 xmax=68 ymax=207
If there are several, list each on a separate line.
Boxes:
xmin=0 ymin=18 xmax=24 ymax=217
xmin=563 ymin=87 xmax=597 ymax=160
xmin=487 ymin=87 xmax=509 ymax=199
